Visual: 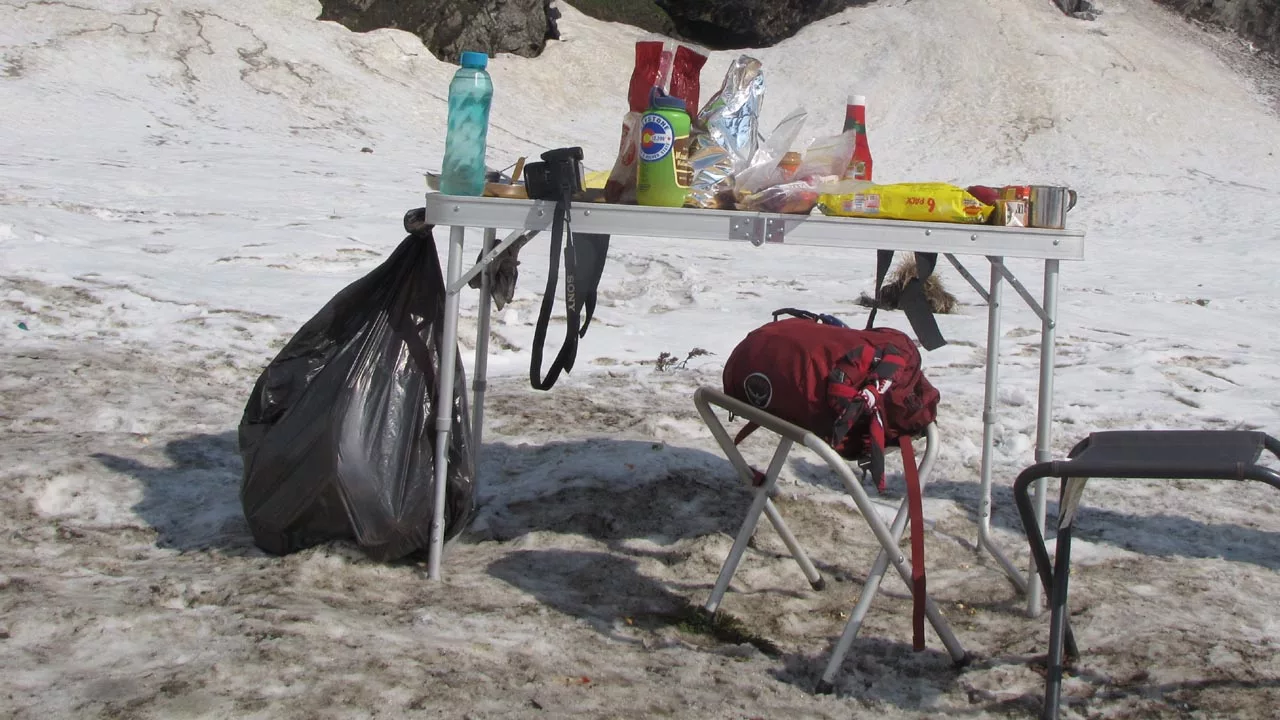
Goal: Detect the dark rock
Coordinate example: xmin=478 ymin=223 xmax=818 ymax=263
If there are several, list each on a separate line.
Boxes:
xmin=564 ymin=0 xmax=678 ymax=38
xmin=655 ymin=0 xmax=869 ymax=50
xmin=571 ymin=0 xmax=872 ymax=49
xmin=1153 ymin=0 xmax=1280 ymax=56
xmin=317 ymin=0 xmax=561 ymax=64
xmin=547 ymin=1 xmax=562 ymax=40
xmin=1051 ymin=0 xmax=1103 ymax=20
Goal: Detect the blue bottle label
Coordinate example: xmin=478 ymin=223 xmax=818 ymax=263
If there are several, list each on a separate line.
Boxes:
xmin=639 ymin=114 xmax=673 ymax=162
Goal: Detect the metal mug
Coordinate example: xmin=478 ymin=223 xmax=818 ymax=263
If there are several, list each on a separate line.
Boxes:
xmin=1028 ymin=186 xmax=1077 ymax=229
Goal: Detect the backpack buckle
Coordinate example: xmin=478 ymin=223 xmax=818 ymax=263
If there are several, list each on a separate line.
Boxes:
xmin=857 ymin=458 xmax=872 ymax=483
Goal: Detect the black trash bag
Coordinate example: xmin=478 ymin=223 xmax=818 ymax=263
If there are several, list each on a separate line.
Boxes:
xmin=238 ymin=217 xmax=475 ymax=561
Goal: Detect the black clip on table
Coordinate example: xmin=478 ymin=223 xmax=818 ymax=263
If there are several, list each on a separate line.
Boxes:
xmin=1012 ymin=430 xmax=1280 ymax=720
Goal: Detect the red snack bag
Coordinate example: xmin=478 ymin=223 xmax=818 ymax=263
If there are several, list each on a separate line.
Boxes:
xmin=669 ymin=45 xmax=707 ymax=116
xmin=628 ymin=41 xmax=663 ymax=113
xmin=966 ymin=185 xmax=1001 ymax=206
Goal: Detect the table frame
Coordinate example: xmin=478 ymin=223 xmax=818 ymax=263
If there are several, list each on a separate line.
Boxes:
xmin=421 ymin=193 xmax=1085 ymax=616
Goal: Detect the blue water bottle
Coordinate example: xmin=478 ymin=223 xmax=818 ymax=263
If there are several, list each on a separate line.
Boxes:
xmin=440 ymin=51 xmax=494 ymax=197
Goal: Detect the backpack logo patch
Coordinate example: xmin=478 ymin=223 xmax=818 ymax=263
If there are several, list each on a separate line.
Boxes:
xmin=744 ymin=372 xmax=772 ymax=408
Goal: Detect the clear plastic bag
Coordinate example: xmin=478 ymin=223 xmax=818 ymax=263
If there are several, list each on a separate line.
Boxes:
xmin=604 ymin=111 xmax=642 ymax=204
xmin=794 ymin=130 xmax=857 ymax=182
xmin=733 ymin=108 xmax=808 ymax=196
xmin=737 ymin=181 xmax=822 ymax=214
xmin=733 ymin=121 xmax=856 ymax=215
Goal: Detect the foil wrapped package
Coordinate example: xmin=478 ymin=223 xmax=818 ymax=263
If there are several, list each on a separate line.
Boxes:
xmin=687 ymin=142 xmax=735 ymax=209
xmin=687 ymin=55 xmax=764 ymax=209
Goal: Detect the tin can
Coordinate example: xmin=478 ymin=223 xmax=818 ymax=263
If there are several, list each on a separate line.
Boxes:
xmin=1028 ymin=186 xmax=1077 ymax=229
xmin=992 ymin=199 xmax=1029 ymax=227
xmin=1000 ymin=185 xmax=1031 ymax=201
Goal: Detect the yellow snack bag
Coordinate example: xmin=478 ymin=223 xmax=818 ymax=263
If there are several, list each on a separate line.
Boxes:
xmin=818 ymin=182 xmax=993 ymax=224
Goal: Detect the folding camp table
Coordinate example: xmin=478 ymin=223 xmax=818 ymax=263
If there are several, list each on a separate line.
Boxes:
xmin=419 ymin=192 xmax=1086 ymax=625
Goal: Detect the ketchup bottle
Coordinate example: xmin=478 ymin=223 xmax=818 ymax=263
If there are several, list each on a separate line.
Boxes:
xmin=842 ymin=94 xmax=873 ymax=182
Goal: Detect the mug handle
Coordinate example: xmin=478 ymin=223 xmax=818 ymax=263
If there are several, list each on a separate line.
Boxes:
xmin=1067 ymin=189 xmax=1078 ymax=212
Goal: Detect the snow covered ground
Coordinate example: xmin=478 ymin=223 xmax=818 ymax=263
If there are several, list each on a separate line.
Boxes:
xmin=2 ymin=0 xmax=1279 ymax=717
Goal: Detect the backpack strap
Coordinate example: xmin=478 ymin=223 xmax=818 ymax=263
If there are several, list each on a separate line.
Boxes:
xmin=899 ymin=434 xmax=927 ymax=652
xmin=828 ymin=346 xmax=926 ymax=650
xmin=864 ymin=386 xmax=888 ymax=492
xmin=827 ymin=345 xmax=877 ymax=454
xmin=771 ymin=308 xmax=848 ymax=327
xmin=828 ymin=347 xmax=905 ymax=492
xmin=730 ymin=422 xmax=769 ymax=487
xmin=863 ymin=250 xmax=896 ymax=330
xmin=865 ymin=350 xmax=903 ymax=485
xmin=864 ymin=250 xmax=947 ymax=351
xmin=773 ymin=307 xmax=820 ymax=322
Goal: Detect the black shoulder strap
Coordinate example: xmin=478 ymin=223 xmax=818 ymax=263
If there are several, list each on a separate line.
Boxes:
xmin=573 ymin=233 xmax=611 ymax=337
xmin=529 ymin=189 xmax=581 ymax=391
xmin=899 ymin=252 xmax=945 ymax=351
xmin=866 ymin=250 xmax=946 ymax=351
xmin=864 ymin=250 xmax=896 ymax=330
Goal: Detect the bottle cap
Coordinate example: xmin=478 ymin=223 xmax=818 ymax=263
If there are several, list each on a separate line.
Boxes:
xmin=459 ymin=51 xmax=489 ymax=69
xmin=648 ymin=87 xmax=687 ymax=112
xmin=848 ymin=94 xmax=866 ymax=106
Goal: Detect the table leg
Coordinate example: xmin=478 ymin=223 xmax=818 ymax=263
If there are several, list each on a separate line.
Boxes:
xmin=978 ymin=257 xmax=1029 ymax=590
xmin=428 ymin=224 xmax=467 ymax=581
xmin=471 ymin=228 xmax=496 ymax=473
xmin=1027 ymin=259 xmax=1061 ymax=615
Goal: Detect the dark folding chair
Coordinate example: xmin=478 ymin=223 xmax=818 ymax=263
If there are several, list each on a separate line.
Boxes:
xmin=1012 ymin=430 xmax=1280 ymax=720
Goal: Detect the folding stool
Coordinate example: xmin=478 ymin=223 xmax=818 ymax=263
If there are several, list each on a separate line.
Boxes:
xmin=1013 ymin=430 xmax=1280 ymax=720
xmin=693 ymin=386 xmax=967 ymax=693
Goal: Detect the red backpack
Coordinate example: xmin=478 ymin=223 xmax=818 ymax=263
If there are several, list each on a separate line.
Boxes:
xmin=723 ymin=309 xmax=939 ymax=477
xmin=722 ymin=308 xmax=940 ymax=650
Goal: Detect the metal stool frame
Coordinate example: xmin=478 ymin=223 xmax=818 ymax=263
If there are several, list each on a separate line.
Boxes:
xmin=694 ymin=387 xmax=967 ymax=693
xmin=1013 ymin=430 xmax=1280 ymax=720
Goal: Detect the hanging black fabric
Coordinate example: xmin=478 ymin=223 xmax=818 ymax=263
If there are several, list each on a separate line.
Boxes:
xmin=527 ymin=160 xmax=610 ymax=391
xmin=866 ymin=250 xmax=947 ymax=351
